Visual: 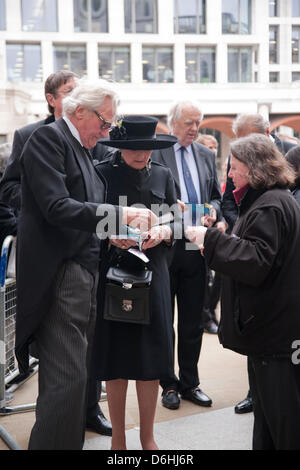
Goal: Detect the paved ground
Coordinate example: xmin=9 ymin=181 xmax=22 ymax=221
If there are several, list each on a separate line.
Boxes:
xmin=0 ymin=330 xmax=253 ymax=451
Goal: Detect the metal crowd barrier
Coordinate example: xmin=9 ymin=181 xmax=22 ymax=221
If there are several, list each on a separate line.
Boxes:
xmin=0 ymin=236 xmax=38 ymax=450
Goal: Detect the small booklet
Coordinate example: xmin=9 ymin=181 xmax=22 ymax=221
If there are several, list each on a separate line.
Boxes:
xmin=114 ymin=212 xmax=175 ymax=251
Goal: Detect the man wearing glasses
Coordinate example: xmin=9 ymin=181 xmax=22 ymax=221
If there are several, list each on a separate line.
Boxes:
xmin=0 ymin=71 xmax=113 ymax=439
xmin=15 ymin=78 xmax=157 ymax=450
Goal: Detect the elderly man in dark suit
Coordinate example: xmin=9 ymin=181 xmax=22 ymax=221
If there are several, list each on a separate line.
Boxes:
xmin=151 ymin=100 xmax=222 ymax=410
xmin=0 ymin=70 xmax=114 ymax=437
xmin=16 ymin=78 xmax=156 ymax=450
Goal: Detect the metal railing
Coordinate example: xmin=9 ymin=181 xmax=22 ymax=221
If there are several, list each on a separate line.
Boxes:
xmin=0 ymin=236 xmax=38 ymax=450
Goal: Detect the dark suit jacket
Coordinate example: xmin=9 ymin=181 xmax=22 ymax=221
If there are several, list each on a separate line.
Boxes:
xmin=16 ymin=118 xmax=121 ymax=372
xmin=0 ymin=115 xmax=115 ymax=213
xmin=151 ymin=141 xmax=222 ymax=218
xmin=0 ymin=115 xmax=55 ymax=212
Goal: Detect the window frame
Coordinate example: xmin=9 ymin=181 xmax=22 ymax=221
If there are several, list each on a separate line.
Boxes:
xmin=269 ymin=25 xmax=279 ymax=64
xmin=227 ymin=45 xmax=254 ymax=82
xmin=142 ymin=46 xmax=174 ymax=83
xmin=292 ymin=26 xmax=300 ymax=63
xmin=6 ymin=42 xmax=43 ymax=83
xmin=125 ymin=0 xmax=158 ymax=34
xmin=21 ymin=0 xmax=58 ymax=32
xmin=0 ymin=0 xmax=6 ymax=30
xmin=73 ymin=0 xmax=108 ymax=33
xmin=98 ymin=44 xmax=131 ymax=82
xmin=222 ymin=0 xmax=252 ymax=35
xmin=185 ymin=45 xmax=216 ymax=83
xmin=173 ymin=0 xmax=206 ymax=34
xmin=53 ymin=44 xmax=88 ymax=77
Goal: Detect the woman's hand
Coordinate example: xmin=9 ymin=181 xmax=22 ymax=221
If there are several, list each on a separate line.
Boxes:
xmin=185 ymin=225 xmax=207 ymax=249
xmin=122 ymin=207 xmax=158 ymax=232
xmin=201 ymin=208 xmax=217 ymax=227
xmin=110 ymin=237 xmax=137 ymax=250
xmin=141 ymin=225 xmax=172 ymax=250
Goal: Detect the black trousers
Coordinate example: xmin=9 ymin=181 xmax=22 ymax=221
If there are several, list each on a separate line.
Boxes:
xmin=249 ymin=355 xmax=300 ymax=450
xmin=160 ymin=239 xmax=206 ymax=393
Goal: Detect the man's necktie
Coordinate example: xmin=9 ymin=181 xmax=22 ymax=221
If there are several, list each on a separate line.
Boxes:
xmin=180 ymin=146 xmax=198 ymax=224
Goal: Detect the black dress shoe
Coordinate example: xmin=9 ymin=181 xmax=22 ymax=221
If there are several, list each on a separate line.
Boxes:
xmin=162 ymin=390 xmax=180 ymax=410
xmin=181 ymin=388 xmax=212 ymax=407
xmin=234 ymin=396 xmax=253 ymax=414
xmin=204 ymin=320 xmax=218 ymax=334
xmin=86 ymin=410 xmax=112 ymax=436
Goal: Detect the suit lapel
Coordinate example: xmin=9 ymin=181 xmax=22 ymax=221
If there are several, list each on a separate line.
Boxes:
xmin=160 ymin=147 xmax=181 ymax=196
xmin=191 ymin=143 xmax=206 ymax=203
xmin=54 ymin=118 xmax=93 ymax=200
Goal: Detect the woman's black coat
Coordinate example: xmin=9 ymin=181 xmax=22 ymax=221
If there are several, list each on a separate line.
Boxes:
xmin=204 ymin=186 xmax=300 ymax=357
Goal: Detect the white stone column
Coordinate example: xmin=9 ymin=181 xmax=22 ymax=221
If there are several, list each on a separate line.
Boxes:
xmin=131 ymin=42 xmax=142 ymax=84
xmin=6 ymin=0 xmax=21 ymax=31
xmin=158 ymin=0 xmax=173 ymax=36
xmin=108 ymin=0 xmax=124 ymax=34
xmin=87 ymin=41 xmax=99 ymax=79
xmin=257 ymin=103 xmax=270 ymax=121
xmin=216 ymin=42 xmax=227 ymax=84
xmin=173 ymin=42 xmax=185 ymax=84
xmin=58 ymin=0 xmax=74 ymax=34
xmin=41 ymin=41 xmax=53 ymax=82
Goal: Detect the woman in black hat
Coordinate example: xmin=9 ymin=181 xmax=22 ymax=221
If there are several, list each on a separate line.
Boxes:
xmin=92 ymin=116 xmax=179 ymax=450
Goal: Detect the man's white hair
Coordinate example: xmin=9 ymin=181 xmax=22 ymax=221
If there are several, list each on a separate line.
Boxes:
xmin=63 ymin=78 xmax=120 ymax=117
xmin=167 ymin=100 xmax=204 ymax=131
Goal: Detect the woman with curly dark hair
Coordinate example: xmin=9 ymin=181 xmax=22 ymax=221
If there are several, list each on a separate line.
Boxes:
xmin=186 ymin=133 xmax=300 ymax=450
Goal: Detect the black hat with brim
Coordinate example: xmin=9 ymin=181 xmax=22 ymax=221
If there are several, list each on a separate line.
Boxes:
xmin=99 ymin=115 xmax=177 ymax=150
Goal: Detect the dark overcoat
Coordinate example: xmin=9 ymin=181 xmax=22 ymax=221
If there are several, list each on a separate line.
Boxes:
xmin=92 ymin=154 xmax=179 ymax=380
xmin=16 ymin=118 xmax=121 ymax=372
xmin=204 ymin=186 xmax=300 ymax=357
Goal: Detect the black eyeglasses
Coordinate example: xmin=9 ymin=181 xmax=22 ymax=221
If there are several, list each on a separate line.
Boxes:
xmin=93 ymin=110 xmax=112 ymax=130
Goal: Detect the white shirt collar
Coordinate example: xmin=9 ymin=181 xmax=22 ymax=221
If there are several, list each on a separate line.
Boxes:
xmin=63 ymin=116 xmax=83 ymax=146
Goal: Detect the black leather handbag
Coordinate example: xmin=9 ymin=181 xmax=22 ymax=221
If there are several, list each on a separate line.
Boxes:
xmin=104 ymin=265 xmax=152 ymax=324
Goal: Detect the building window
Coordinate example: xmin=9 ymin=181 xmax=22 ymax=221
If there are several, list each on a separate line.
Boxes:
xmin=228 ymin=46 xmax=252 ymax=82
xmin=142 ymin=47 xmax=173 ymax=82
xmin=0 ymin=0 xmax=6 ymax=30
xmin=21 ymin=0 xmax=58 ymax=32
xmin=292 ymin=0 xmax=300 ymax=16
xmin=269 ymin=0 xmax=278 ymax=16
xmin=292 ymin=71 xmax=300 ymax=81
xmin=98 ymin=46 xmax=131 ymax=82
xmin=0 ymin=135 xmax=8 ymax=144
xmin=222 ymin=0 xmax=251 ymax=34
xmin=292 ymin=26 xmax=300 ymax=63
xmin=125 ymin=0 xmax=157 ymax=33
xmin=269 ymin=71 xmax=279 ymax=82
xmin=53 ymin=45 xmax=87 ymax=76
xmin=74 ymin=0 xmax=108 ymax=32
xmin=173 ymin=0 xmax=206 ymax=34
xmin=6 ymin=43 xmax=43 ymax=82
xmin=185 ymin=46 xmax=215 ymax=83
xmin=269 ymin=26 xmax=278 ymax=63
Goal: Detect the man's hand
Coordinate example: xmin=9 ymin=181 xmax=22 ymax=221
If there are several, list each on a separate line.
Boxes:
xmin=122 ymin=207 xmax=158 ymax=232
xmin=110 ymin=237 xmax=137 ymax=250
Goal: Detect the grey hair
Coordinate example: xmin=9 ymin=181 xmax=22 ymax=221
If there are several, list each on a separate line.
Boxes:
xmin=167 ymin=100 xmax=203 ymax=130
xmin=63 ymin=78 xmax=120 ymax=117
xmin=230 ymin=133 xmax=295 ymax=189
xmin=232 ymin=113 xmax=270 ymax=137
